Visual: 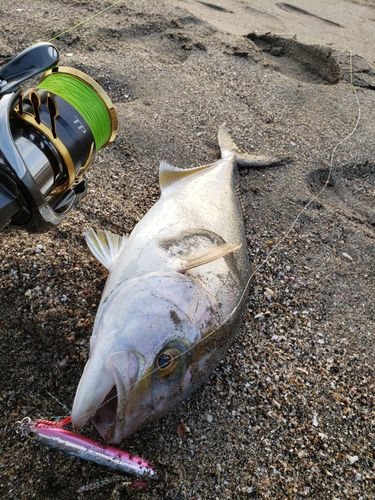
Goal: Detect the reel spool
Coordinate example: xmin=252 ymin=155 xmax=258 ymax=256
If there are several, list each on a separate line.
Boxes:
xmin=0 ymin=42 xmax=117 ymax=232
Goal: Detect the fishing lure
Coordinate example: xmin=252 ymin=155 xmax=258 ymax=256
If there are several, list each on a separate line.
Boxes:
xmin=15 ymin=417 xmax=159 ymax=478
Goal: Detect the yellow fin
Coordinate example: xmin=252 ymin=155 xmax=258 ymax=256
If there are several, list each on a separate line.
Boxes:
xmin=178 ymin=242 xmax=242 ymax=273
xmin=85 ymin=228 xmax=127 ymax=271
xmin=218 ymin=123 xmax=241 ymax=159
xmin=159 ymin=161 xmax=213 ymax=191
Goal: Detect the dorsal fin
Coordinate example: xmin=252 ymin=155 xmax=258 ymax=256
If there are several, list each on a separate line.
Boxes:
xmin=178 ymin=242 xmax=241 ymax=273
xmin=160 ymin=125 xmax=287 ymax=190
xmin=85 ymin=228 xmax=127 ymax=271
xmin=159 ymin=161 xmax=213 ymax=191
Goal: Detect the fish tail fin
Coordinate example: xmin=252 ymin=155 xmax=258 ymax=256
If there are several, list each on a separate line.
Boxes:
xmin=85 ymin=228 xmax=128 ymax=271
xmin=218 ymin=123 xmax=290 ymax=168
xmin=218 ymin=123 xmax=241 ymax=159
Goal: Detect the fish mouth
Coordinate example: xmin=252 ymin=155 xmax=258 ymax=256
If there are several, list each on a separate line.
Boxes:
xmin=72 ymin=350 xmax=148 ymax=443
xmin=93 ymin=349 xmax=150 ymax=443
xmin=91 ymin=386 xmax=118 ymax=436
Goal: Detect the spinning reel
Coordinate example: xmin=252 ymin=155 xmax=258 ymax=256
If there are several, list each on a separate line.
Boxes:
xmin=0 ymin=42 xmax=117 ymax=232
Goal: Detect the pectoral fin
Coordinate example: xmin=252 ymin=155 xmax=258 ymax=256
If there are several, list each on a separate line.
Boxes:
xmin=178 ymin=242 xmax=242 ymax=273
xmin=85 ymin=228 xmax=127 ymax=271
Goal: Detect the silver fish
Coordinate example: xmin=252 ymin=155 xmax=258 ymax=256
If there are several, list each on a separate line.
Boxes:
xmin=71 ymin=125 xmax=280 ymax=443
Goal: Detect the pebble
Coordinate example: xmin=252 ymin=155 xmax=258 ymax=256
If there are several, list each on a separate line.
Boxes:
xmin=342 ymin=252 xmax=353 ymax=261
xmin=347 ymin=455 xmax=359 ymax=464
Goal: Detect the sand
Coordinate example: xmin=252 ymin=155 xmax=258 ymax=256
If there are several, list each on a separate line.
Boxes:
xmin=1 ymin=0 xmax=375 ymax=498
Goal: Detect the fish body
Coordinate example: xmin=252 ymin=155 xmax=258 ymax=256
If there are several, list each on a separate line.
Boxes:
xmin=71 ymin=125 xmax=279 ymax=442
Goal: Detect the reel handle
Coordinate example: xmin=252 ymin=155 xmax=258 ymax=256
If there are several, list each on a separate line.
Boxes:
xmin=0 ymin=43 xmax=59 ymax=96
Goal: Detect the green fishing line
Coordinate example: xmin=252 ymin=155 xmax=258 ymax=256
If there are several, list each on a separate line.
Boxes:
xmin=38 ymin=73 xmax=111 ymax=149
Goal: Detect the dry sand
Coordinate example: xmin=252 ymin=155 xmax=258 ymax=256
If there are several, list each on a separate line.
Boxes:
xmin=1 ymin=0 xmax=375 ymax=498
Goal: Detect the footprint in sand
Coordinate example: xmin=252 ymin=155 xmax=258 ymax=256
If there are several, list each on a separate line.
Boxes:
xmin=306 ymin=163 xmax=375 ymax=230
xmin=246 ymin=32 xmax=375 ymax=89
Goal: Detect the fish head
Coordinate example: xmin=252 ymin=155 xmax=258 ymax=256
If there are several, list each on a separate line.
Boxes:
xmin=71 ymin=272 xmax=220 ymax=442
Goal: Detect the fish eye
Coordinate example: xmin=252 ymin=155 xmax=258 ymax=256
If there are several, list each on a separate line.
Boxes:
xmin=158 ymin=353 xmax=172 ymax=369
xmin=156 ymin=348 xmax=180 ymax=376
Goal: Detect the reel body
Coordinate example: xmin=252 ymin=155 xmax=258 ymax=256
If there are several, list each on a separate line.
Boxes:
xmin=0 ymin=42 xmax=117 ymax=232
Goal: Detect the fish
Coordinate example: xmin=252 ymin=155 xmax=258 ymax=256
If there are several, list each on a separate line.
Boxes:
xmin=71 ymin=124 xmax=282 ymax=443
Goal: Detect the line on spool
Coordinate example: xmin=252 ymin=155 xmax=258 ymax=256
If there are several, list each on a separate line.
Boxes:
xmin=38 ymin=68 xmax=116 ymax=150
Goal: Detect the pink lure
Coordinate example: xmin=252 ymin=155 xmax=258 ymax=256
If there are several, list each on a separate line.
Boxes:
xmin=16 ymin=417 xmax=158 ymax=478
